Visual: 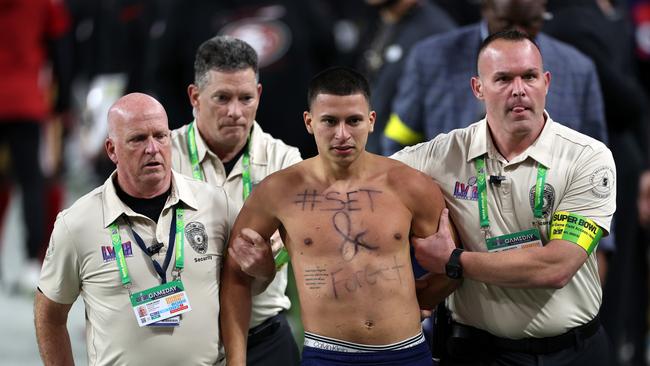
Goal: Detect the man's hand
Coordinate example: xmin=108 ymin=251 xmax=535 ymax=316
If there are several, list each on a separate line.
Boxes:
xmin=412 ymin=208 xmax=455 ymax=274
xmin=228 ymin=228 xmax=275 ymax=281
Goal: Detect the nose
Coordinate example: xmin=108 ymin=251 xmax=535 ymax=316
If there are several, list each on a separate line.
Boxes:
xmin=227 ymin=101 xmax=243 ymax=119
xmin=512 ymin=76 xmax=526 ymax=98
xmin=144 ymin=136 xmax=160 ymax=154
xmin=335 ymin=122 xmax=351 ymax=140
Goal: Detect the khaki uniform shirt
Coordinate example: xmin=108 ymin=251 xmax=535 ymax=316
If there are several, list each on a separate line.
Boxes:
xmin=392 ymin=115 xmax=616 ymax=338
xmin=171 ymin=121 xmax=302 ymax=327
xmin=39 ymin=171 xmax=237 ymax=365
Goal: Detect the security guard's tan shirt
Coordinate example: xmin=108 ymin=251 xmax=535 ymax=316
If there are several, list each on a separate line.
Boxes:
xmin=392 ymin=115 xmax=616 ymax=338
xmin=39 ymin=171 xmax=237 ymax=365
xmin=171 ymin=121 xmax=302 ymax=327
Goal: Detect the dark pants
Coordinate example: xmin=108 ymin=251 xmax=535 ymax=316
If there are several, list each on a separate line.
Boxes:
xmin=247 ymin=313 xmax=300 ymax=366
xmin=442 ymin=324 xmax=612 ymax=366
xmin=0 ymin=121 xmax=45 ymax=260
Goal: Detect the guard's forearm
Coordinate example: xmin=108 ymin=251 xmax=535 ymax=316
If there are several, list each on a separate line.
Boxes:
xmin=461 ymin=241 xmax=587 ymax=289
xmin=34 ymin=293 xmax=74 ymax=366
xmin=36 ymin=323 xmax=74 ymax=366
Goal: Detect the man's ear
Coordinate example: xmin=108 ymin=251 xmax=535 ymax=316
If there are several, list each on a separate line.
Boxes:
xmin=471 ymin=76 xmax=484 ymax=100
xmin=303 ymin=111 xmax=314 ymax=135
xmin=543 ymin=71 xmax=551 ymax=95
xmin=188 ymin=84 xmax=200 ymax=109
xmin=368 ymin=110 xmax=376 ymax=133
xmin=105 ymin=138 xmax=118 ymax=164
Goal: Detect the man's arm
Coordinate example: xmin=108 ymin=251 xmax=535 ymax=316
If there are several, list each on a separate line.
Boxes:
xmin=34 ymin=291 xmax=74 ymax=366
xmin=220 ymin=179 xmax=282 ymax=366
xmin=413 ymin=209 xmax=590 ymax=289
xmin=399 ymin=168 xmax=460 ymax=308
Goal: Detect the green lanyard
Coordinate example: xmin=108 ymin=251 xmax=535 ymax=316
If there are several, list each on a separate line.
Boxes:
xmin=474 ymin=156 xmax=547 ymax=237
xmin=109 ymin=208 xmax=185 ymax=288
xmin=187 ymin=121 xmax=252 ymax=200
xmin=187 ymin=121 xmax=204 ymax=181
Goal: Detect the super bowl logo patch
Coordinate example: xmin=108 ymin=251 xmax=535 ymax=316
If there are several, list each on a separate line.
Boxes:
xmin=101 ymin=241 xmax=133 ymax=263
xmin=185 ymin=222 xmax=208 ymax=254
xmin=529 ymin=183 xmax=555 ymax=217
xmin=453 ymin=176 xmax=478 ymax=201
xmin=589 ymin=166 xmax=615 ymax=199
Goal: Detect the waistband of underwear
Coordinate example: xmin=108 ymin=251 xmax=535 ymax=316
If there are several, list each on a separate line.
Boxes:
xmin=303 ymin=331 xmax=426 ymax=353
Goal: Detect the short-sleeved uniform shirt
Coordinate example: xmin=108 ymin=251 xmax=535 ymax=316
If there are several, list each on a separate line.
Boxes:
xmin=392 ymin=115 xmax=616 ymax=339
xmin=171 ymin=120 xmax=302 ymax=327
xmin=39 ymin=171 xmax=237 ymax=365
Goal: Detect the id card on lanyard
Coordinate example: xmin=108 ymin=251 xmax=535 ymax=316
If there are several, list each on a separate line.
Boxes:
xmin=109 ymin=207 xmax=191 ymax=327
xmin=475 ymin=156 xmax=547 ymax=252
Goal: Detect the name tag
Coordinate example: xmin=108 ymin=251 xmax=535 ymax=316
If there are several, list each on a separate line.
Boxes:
xmin=130 ymin=280 xmax=191 ymax=327
xmin=485 ymin=228 xmax=542 ymax=252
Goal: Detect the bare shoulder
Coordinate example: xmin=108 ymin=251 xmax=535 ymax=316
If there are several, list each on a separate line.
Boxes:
xmin=254 ymin=159 xmax=310 ymax=191
xmin=378 ymin=156 xmax=443 ymax=199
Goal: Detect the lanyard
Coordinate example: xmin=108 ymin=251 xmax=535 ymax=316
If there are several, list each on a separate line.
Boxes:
xmin=109 ymin=207 xmax=185 ymax=288
xmin=474 ymin=156 xmax=547 ymax=237
xmin=187 ymin=121 xmax=252 ymax=200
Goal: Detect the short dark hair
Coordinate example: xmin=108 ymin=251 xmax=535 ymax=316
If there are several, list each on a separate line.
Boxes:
xmin=307 ymin=66 xmax=371 ymax=109
xmin=194 ymin=35 xmax=258 ymax=89
xmin=478 ymin=29 xmax=541 ymax=59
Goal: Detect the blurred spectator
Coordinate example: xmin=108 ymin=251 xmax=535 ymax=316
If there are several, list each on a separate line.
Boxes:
xmin=630 ymin=0 xmax=650 ymax=94
xmin=0 ymin=0 xmax=71 ymax=292
xmin=544 ymin=1 xmax=650 ymax=364
xmin=434 ymin=0 xmax=482 ymax=25
xmin=359 ymin=0 xmax=456 ymax=153
xmin=383 ymin=0 xmax=608 ymax=156
xmin=66 ymin=0 xmax=163 ymax=180
xmin=145 ymin=0 xmax=337 ymax=158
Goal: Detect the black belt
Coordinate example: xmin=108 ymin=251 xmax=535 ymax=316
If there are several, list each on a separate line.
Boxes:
xmin=450 ymin=314 xmax=601 ymax=355
xmin=248 ymin=313 xmax=284 ymax=347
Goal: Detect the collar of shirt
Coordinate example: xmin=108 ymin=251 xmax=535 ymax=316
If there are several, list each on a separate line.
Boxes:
xmin=192 ymin=120 xmax=270 ymax=178
xmin=467 ymin=111 xmax=555 ymax=169
xmin=101 ymin=170 xmax=199 ymax=228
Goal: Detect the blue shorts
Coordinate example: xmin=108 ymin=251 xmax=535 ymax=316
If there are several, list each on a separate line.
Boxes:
xmin=301 ymin=332 xmax=432 ymax=366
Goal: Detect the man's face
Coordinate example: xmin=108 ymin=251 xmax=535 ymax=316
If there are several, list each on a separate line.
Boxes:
xmin=190 ymin=68 xmax=261 ymax=152
xmin=471 ymin=39 xmax=550 ymax=137
xmin=483 ymin=0 xmax=546 ymax=37
xmin=106 ymin=107 xmax=172 ymax=195
xmin=304 ymin=93 xmax=375 ymax=166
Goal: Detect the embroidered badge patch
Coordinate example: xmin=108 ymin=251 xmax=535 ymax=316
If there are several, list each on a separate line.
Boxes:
xmin=528 ymin=183 xmax=555 ymax=217
xmin=453 ymin=176 xmax=478 ymax=201
xmin=589 ymin=166 xmax=615 ymax=198
xmin=101 ymin=241 xmax=133 ymax=263
xmin=185 ymin=222 xmax=208 ymax=254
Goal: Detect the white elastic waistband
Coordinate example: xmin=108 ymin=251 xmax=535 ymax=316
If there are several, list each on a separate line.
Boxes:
xmin=303 ymin=331 xmax=425 ymax=353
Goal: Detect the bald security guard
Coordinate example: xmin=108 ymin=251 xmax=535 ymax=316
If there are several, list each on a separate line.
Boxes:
xmin=34 ymin=93 xmax=236 ymax=365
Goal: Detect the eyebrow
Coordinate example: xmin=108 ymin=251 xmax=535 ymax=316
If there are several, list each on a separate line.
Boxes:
xmin=493 ymin=68 xmax=539 ymax=77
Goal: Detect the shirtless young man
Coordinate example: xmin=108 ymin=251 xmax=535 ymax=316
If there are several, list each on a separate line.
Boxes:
xmin=220 ymin=67 xmax=457 ymax=365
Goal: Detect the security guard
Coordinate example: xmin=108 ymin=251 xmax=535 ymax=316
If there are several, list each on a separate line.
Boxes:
xmin=170 ymin=36 xmax=301 ymax=365
xmin=393 ymin=30 xmax=615 ymax=365
xmin=35 ymin=93 xmax=236 ymax=365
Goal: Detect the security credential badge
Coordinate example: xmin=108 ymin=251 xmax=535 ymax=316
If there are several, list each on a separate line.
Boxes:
xmin=109 ymin=207 xmax=191 ymax=327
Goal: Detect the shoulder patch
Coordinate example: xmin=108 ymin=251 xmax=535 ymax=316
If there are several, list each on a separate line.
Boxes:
xmin=589 ymin=166 xmax=615 ymax=199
